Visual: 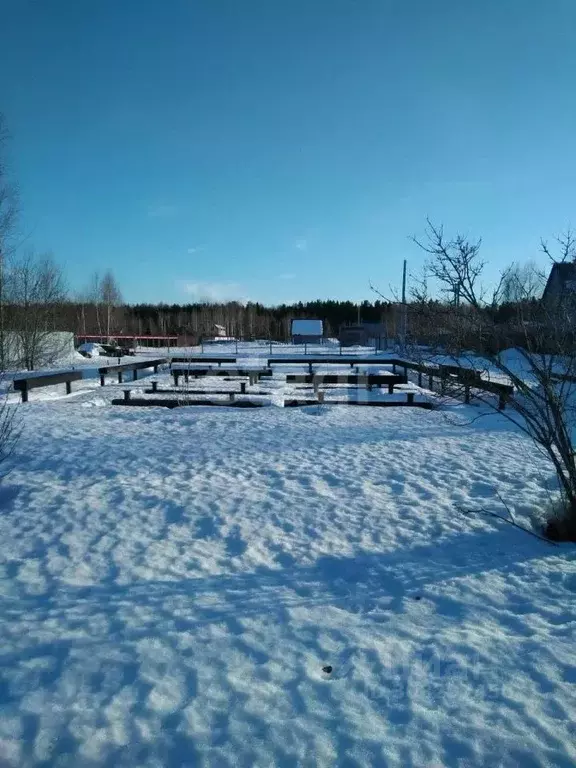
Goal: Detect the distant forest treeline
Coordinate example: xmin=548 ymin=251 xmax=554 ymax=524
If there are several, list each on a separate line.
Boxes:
xmin=70 ymin=299 xmax=397 ymax=342
xmin=65 ymin=295 xmax=537 ymax=346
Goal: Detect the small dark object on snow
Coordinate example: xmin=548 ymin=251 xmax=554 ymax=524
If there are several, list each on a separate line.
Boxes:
xmin=414 ymin=595 xmax=422 ymax=601
xmin=322 ymin=666 xmax=333 ymax=674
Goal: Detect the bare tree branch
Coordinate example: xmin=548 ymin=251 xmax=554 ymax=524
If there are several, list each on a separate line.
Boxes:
xmin=369 ymin=279 xmax=397 ymax=303
xmin=412 ymin=218 xmax=485 ymax=308
xmin=455 ymin=505 xmax=558 ymax=546
xmin=541 ymin=230 xmax=576 ymax=264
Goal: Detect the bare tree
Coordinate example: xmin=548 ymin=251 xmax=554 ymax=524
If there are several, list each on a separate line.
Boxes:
xmin=75 ymin=287 xmax=90 ymax=338
xmin=0 ymin=116 xmax=20 ymax=474
xmin=0 ymin=114 xmax=18 ymax=370
xmin=8 ymin=251 xmax=68 ymax=370
xmin=411 ymin=223 xmax=576 ymax=541
xmin=540 ymin=230 xmax=576 ymax=264
xmin=412 ymin=218 xmax=485 ymax=307
xmin=99 ymin=270 xmax=123 ymax=338
xmin=498 ymin=260 xmax=546 ymax=305
xmin=84 ymin=271 xmax=102 ymax=336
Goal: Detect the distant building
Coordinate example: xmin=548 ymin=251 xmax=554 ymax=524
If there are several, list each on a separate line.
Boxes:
xmin=542 ymin=262 xmax=576 ymax=322
xmin=339 ymin=323 xmax=387 ymax=349
xmin=291 ymin=319 xmax=323 ymax=344
xmin=76 ymin=334 xmax=178 ymax=349
xmin=203 ymin=323 xmax=236 ymax=344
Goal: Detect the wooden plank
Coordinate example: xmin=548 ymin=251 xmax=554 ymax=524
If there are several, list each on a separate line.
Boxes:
xmin=170 ymin=356 xmax=237 ymax=365
xmin=111 ymin=398 xmax=265 ymax=409
xmin=13 ymin=370 xmax=83 ymax=391
xmin=268 ymin=356 xmax=390 ymax=366
xmin=171 ymin=367 xmax=272 ymax=377
xmin=98 ymin=358 xmax=167 ymax=375
xmin=285 ymin=374 xmax=406 ymax=385
xmin=283 ymin=399 xmax=433 ymax=409
xmin=144 ymin=387 xmax=270 ymax=395
xmin=394 ymin=358 xmax=514 ymax=404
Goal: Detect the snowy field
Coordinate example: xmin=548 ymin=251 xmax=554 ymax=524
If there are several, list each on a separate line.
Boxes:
xmin=0 ymin=347 xmax=575 ymax=766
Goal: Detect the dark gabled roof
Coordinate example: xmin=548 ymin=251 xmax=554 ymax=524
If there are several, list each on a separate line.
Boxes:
xmin=542 ymin=261 xmax=576 ymax=301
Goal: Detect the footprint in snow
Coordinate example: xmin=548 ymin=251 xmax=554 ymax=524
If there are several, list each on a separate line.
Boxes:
xmin=320 ymin=648 xmax=356 ymax=681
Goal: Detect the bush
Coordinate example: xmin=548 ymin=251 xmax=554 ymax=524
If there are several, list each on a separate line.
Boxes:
xmin=544 ymin=501 xmax=576 ymax=543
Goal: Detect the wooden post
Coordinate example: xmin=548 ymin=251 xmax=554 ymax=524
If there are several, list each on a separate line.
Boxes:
xmin=151 ymin=381 xmax=158 ymax=393
xmin=66 ymin=381 xmax=72 ymax=395
xmin=153 ymin=363 xmax=159 ymax=373
xmin=21 ymin=383 xmax=29 ymax=403
xmin=392 ymin=363 xmax=397 ymax=374
xmin=418 ymin=371 xmax=422 ymax=387
xmin=117 ymin=356 xmax=121 ymax=364
xmin=317 ymin=391 xmax=325 ymax=404
xmin=498 ymin=391 xmax=506 ymax=411
xmin=100 ymin=375 xmax=105 ymax=387
xmin=428 ymin=373 xmax=433 ymax=390
xmin=465 ymin=385 xmax=470 ymax=404
xmin=123 ymin=389 xmax=131 ymax=402
xmin=185 ymin=370 xmax=189 ymax=383
xmin=388 ymin=382 xmax=394 ymax=394
xmin=173 ymin=372 xmax=180 ymax=387
xmin=133 ymin=368 xmax=138 ymax=381
xmin=118 ymin=371 xmax=123 ymax=384
xmin=308 ymin=362 xmax=313 ymax=375
xmin=313 ymin=379 xmax=319 ymax=394
xmin=240 ymin=382 xmax=246 ymax=394
xmin=229 ymin=392 xmax=235 ymax=402
xmin=406 ymin=392 xmax=415 ymax=405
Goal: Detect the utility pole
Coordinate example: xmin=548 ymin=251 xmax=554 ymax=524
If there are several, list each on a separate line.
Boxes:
xmin=400 ymin=259 xmax=407 ymax=349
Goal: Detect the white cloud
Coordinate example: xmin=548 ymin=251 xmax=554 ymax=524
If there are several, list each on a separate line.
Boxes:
xmin=178 ymin=280 xmax=248 ymax=303
xmin=148 ymin=204 xmax=178 ymax=218
xmin=187 ymin=247 xmax=198 ymax=254
xmin=294 ymin=238 xmax=307 ymax=251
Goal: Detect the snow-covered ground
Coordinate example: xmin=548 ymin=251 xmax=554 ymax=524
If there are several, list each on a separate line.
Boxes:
xmin=0 ymin=347 xmax=575 ymax=766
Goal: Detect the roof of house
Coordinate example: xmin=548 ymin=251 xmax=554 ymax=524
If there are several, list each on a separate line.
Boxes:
xmin=542 ymin=262 xmax=576 ymax=301
xmin=290 ymin=319 xmax=323 ymax=336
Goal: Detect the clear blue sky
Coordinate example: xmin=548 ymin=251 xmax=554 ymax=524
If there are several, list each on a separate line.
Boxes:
xmin=1 ymin=0 xmax=575 ymax=305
